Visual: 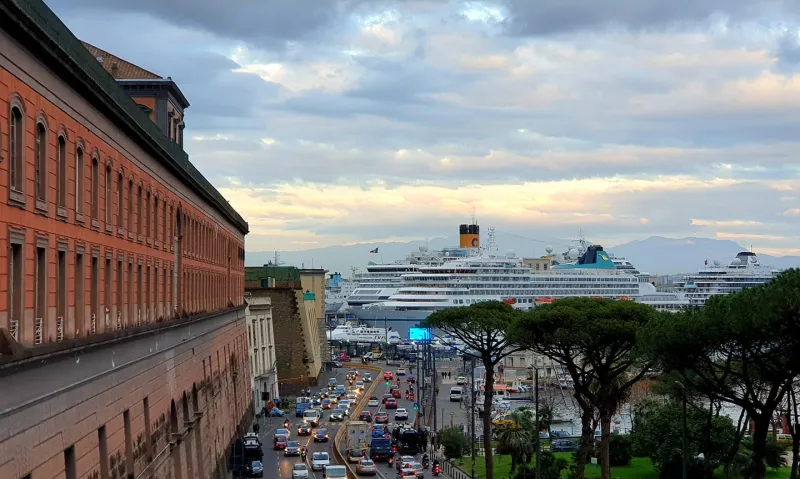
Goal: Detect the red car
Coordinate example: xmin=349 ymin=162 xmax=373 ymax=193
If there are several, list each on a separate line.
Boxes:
xmin=382 ymin=394 xmax=393 ymax=405
xmin=385 ymin=398 xmax=398 ymax=409
xmin=383 ymin=371 xmax=394 ymax=381
xmin=359 ymin=411 xmax=373 ymax=422
xmin=274 ymin=434 xmax=288 ymax=450
xmin=391 ymin=389 xmax=402 ymax=399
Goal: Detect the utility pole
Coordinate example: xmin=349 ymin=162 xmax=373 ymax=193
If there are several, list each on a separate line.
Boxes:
xmin=432 ymin=339 xmax=437 ymax=433
xmin=535 ymin=368 xmax=540 ymax=479
xmin=470 ymin=356 xmax=476 ymax=479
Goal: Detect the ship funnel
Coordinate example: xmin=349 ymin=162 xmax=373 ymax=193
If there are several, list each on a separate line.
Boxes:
xmin=459 ymin=223 xmax=480 ymax=248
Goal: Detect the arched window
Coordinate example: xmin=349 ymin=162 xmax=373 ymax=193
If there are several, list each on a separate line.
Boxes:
xmin=117 ymin=172 xmax=124 ymax=227
xmin=8 ymin=103 xmax=24 ymax=193
xmin=57 ymin=135 xmax=67 ymax=209
xmin=91 ymin=157 xmax=99 ymax=220
xmin=75 ymin=146 xmax=84 ymax=215
xmin=127 ymin=179 xmax=134 ymax=232
xmin=34 ymin=122 xmax=47 ymax=203
xmin=145 ymin=190 xmax=151 ymax=238
xmin=137 ymin=185 xmax=143 ymax=236
xmin=105 ymin=164 xmax=112 ymax=224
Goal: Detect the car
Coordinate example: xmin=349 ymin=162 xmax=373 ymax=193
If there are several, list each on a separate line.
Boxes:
xmin=347 ymin=448 xmax=366 ymax=463
xmin=386 ymin=398 xmax=398 ymax=409
xmin=296 ymin=402 xmax=312 ymax=417
xmin=276 ymin=428 xmax=290 ymax=438
xmin=314 ymin=428 xmax=330 ymax=442
xmin=382 ymin=394 xmax=393 ymax=405
xmin=550 ymin=439 xmax=580 ymax=452
xmin=371 ymin=425 xmax=389 ymax=438
xmin=297 ymin=422 xmax=312 ymax=436
xmin=284 ymin=440 xmax=301 ymax=456
xmin=349 ymin=368 xmax=359 ymax=377
xmin=374 ymin=412 xmax=389 ymax=423
xmin=456 ymin=376 xmax=466 ymax=385
xmin=395 ymin=368 xmax=406 ymax=376
xmin=383 ymin=371 xmax=394 ymax=381
xmin=321 ymin=399 xmax=332 ymax=409
xmin=355 ymin=380 xmax=365 ymax=390
xmin=357 ymin=459 xmax=377 ymax=475
xmin=394 ymin=408 xmax=409 ymax=421
xmin=243 ymin=437 xmax=262 ymax=456
xmin=391 ymin=389 xmax=402 ymax=399
xmin=408 ymin=462 xmax=425 ymax=478
xmin=347 ymin=392 xmax=359 ymax=401
xmin=406 ymin=375 xmax=416 ymax=384
xmin=292 ymin=463 xmax=309 ymax=479
xmin=273 ymin=434 xmax=288 ymax=450
xmin=367 ymin=397 xmax=380 ymax=407
xmin=396 ymin=456 xmax=415 ymax=471
xmin=324 ymin=465 xmax=348 ymax=478
xmin=363 ymin=374 xmax=372 ymax=382
xmin=328 ymin=378 xmax=338 ymax=387
xmin=245 ymin=460 xmax=264 ymax=478
xmin=359 ymin=411 xmax=373 ymax=422
xmin=397 ymin=470 xmax=417 ymax=479
xmin=330 ymin=409 xmax=345 ymax=422
xmin=303 ymin=409 xmax=322 ymax=427
xmin=550 ymin=430 xmax=570 ymax=439
xmin=311 ymin=452 xmax=330 ymax=471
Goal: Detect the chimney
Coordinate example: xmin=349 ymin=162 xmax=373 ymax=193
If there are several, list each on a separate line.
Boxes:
xmin=111 ymin=62 xmax=119 ymax=78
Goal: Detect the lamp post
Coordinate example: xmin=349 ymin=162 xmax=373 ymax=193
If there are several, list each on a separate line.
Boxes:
xmin=675 ymin=381 xmax=687 ymax=479
xmin=470 ymin=355 xmax=477 ymax=479
xmin=535 ymin=368 xmax=540 ymax=479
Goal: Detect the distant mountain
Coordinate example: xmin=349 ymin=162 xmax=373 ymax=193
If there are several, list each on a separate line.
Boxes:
xmin=607 ymin=236 xmax=800 ymax=274
xmin=245 ymin=235 xmax=800 ymax=277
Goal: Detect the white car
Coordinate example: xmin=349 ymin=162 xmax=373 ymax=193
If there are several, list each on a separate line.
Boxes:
xmin=311 ymin=452 xmax=330 ymax=471
xmin=355 ymin=380 xmax=365 ymax=390
xmin=367 ymin=398 xmax=380 ymax=407
xmin=292 ymin=463 xmax=309 ymax=479
xmin=456 ymin=376 xmax=466 ymax=385
xmin=394 ymin=408 xmax=409 ymax=421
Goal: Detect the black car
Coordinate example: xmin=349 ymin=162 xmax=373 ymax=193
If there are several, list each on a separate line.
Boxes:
xmin=297 ymin=422 xmax=313 ymax=436
xmin=314 ymin=428 xmax=330 ymax=442
xmin=244 ymin=460 xmax=264 ymax=478
xmin=550 ymin=439 xmax=580 ymax=452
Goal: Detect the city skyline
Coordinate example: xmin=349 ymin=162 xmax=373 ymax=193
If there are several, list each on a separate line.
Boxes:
xmin=46 ymin=0 xmax=800 ymax=256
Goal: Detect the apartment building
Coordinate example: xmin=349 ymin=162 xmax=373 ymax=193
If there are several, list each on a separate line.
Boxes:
xmin=245 ymin=294 xmax=278 ymax=407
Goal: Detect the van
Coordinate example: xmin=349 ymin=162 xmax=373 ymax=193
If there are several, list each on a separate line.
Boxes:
xmin=449 ymin=387 xmax=463 ymax=402
xmin=303 ymin=409 xmax=322 ymax=426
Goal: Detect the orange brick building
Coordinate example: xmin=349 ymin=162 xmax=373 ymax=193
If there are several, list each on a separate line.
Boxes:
xmin=0 ymin=1 xmax=251 ymax=478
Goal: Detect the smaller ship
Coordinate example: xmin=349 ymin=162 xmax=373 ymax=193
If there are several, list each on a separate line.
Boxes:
xmin=327 ymin=324 xmax=402 ymax=344
xmin=676 ymin=251 xmax=781 ymax=307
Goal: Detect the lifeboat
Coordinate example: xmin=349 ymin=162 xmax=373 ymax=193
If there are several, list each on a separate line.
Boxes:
xmin=616 ymin=296 xmax=632 ymax=301
xmin=503 ymin=298 xmax=516 ymax=305
xmin=534 ymin=297 xmax=554 ymax=304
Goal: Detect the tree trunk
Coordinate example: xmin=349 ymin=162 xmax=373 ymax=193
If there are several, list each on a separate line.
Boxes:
xmin=599 ymin=410 xmax=612 ymax=479
xmin=723 ymin=410 xmax=748 ymax=478
xmin=790 ymin=387 xmax=799 ymax=479
xmin=749 ymin=414 xmax=771 ymax=479
xmin=510 ymin=454 xmax=517 ymax=475
xmin=573 ymin=403 xmax=595 ymax=479
xmin=483 ymin=360 xmax=495 ymax=479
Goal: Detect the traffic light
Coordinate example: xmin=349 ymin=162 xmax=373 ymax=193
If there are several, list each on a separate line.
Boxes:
xmin=413 ymin=402 xmax=419 ymax=411
xmin=385 ymin=381 xmax=390 ymax=386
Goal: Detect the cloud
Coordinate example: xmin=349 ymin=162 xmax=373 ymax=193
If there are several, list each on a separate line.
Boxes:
xmin=43 ymin=0 xmax=800 ymax=256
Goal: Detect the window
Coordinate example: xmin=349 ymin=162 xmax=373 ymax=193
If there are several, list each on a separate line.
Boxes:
xmin=98 ymin=425 xmax=109 ymax=479
xmin=105 ymin=258 xmax=112 ymax=328
xmin=57 ymin=136 xmax=67 ymax=209
xmin=35 ymin=122 xmax=47 ymax=203
xmin=137 ymin=265 xmax=143 ymax=323
xmin=64 ymin=445 xmax=77 ymax=479
xmin=162 ymin=200 xmax=168 ymax=246
xmin=57 ymin=250 xmax=66 ymax=327
xmin=91 ymin=158 xmax=99 ymax=221
xmin=105 ymin=166 xmax=112 ymax=225
xmin=127 ymin=179 xmax=134 ymax=232
xmin=8 ymin=241 xmax=23 ymax=341
xmin=91 ymin=257 xmax=99 ymax=332
xmin=145 ymin=266 xmax=151 ymax=323
xmin=154 ymin=265 xmax=159 ymax=319
xmin=75 ymin=147 xmax=84 ymax=215
xmin=137 ymin=186 xmax=143 ymax=236
xmin=117 ymin=260 xmax=123 ymax=328
xmin=154 ymin=196 xmax=159 ymax=242
xmin=143 ymin=397 xmax=153 ymax=459
xmin=128 ymin=262 xmax=135 ymax=324
xmin=123 ymin=410 xmax=134 ymax=474
xmin=9 ymin=105 xmax=23 ymax=192
xmin=35 ymin=247 xmax=46 ymax=344
xmin=75 ymin=253 xmax=85 ymax=335
xmin=117 ymin=173 xmax=123 ymax=227
xmin=145 ymin=191 xmax=151 ymax=238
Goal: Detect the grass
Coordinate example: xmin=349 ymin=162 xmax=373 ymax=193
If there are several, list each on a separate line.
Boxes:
xmin=457 ymin=454 xmax=795 ymax=479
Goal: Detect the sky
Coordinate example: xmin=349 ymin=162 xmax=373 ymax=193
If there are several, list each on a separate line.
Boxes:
xmin=45 ymin=0 xmax=800 ymax=256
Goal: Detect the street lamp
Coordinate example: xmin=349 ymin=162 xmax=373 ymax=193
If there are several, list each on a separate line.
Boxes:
xmin=675 ymin=381 xmax=688 ymax=479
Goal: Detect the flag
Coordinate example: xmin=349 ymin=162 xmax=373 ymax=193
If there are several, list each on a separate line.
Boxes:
xmin=704 ymin=259 xmax=708 ymax=266
xmin=370 ymin=248 xmax=379 ymax=254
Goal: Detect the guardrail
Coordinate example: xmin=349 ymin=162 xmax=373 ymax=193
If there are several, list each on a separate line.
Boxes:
xmin=442 ymin=460 xmax=472 ymax=479
xmin=332 ymin=363 xmax=383 ymax=479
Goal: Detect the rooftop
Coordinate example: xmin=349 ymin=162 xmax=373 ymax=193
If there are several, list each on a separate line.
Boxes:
xmin=81 ymin=41 xmax=161 ymax=80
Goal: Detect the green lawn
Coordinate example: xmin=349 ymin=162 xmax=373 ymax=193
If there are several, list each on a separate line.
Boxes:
xmin=457 ymin=454 xmax=795 ymax=479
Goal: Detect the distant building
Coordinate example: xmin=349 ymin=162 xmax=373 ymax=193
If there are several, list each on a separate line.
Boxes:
xmin=245 ymin=265 xmax=327 ymax=395
xmin=245 ymin=295 xmax=278 ymax=408
xmin=522 ymin=257 xmax=555 ymax=271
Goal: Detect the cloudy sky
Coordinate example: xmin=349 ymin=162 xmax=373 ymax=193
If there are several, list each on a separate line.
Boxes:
xmin=46 ymin=0 xmax=800 ymax=255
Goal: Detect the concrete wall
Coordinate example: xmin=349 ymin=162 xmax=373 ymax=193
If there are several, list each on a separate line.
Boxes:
xmin=0 ymin=307 xmax=251 ymax=479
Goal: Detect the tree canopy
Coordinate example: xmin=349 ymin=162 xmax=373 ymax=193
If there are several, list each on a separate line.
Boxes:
xmin=643 ymin=268 xmax=800 ymax=479
xmin=514 ymin=297 xmax=660 ymax=479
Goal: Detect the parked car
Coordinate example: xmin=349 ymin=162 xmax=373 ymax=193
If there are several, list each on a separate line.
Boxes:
xmin=550 ymin=439 xmax=580 ymax=452
xmin=357 ymin=459 xmax=377 ymax=476
xmin=311 ymin=452 xmax=330 ymax=471
xmin=270 ymin=407 xmax=286 ymax=417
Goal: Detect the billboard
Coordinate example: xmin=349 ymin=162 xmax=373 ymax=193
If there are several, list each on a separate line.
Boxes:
xmin=408 ymin=328 xmax=431 ymax=342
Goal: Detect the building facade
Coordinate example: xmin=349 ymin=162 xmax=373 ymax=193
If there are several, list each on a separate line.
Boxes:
xmin=245 ymin=266 xmax=327 ymax=396
xmin=244 ymin=295 xmax=278 ymax=408
xmin=0 ymin=1 xmax=249 ymax=478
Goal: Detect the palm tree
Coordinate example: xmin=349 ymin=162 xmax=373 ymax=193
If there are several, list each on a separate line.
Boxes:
xmin=496 ymin=408 xmax=537 ymax=474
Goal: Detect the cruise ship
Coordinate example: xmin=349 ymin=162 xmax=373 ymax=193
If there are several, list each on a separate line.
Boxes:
xmin=675 ymin=251 xmax=781 ymax=307
xmin=327 ymin=324 xmax=402 ymax=344
xmin=325 ymin=272 xmax=358 ymax=314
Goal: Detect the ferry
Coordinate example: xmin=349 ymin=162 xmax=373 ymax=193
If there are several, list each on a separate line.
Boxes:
xmin=327 ymin=324 xmax=402 ymax=344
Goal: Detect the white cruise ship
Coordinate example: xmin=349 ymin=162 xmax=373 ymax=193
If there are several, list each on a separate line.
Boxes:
xmin=675 ymin=251 xmax=780 ymax=307
xmin=325 ymin=272 xmax=358 ymax=314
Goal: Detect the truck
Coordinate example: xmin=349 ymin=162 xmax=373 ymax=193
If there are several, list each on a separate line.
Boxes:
xmin=345 ymin=421 xmax=371 ymax=452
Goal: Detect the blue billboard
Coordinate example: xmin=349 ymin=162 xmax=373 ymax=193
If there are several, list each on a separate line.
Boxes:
xmin=408 ymin=328 xmax=431 ymax=342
